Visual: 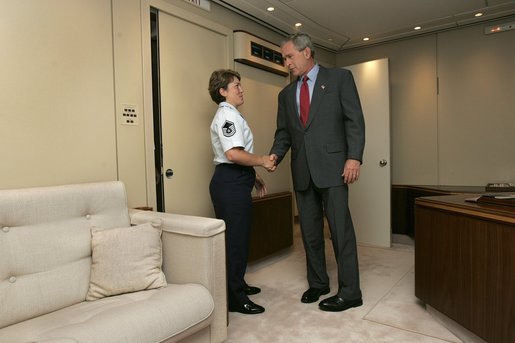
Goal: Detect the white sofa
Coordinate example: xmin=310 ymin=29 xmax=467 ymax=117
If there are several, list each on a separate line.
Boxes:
xmin=0 ymin=181 xmax=227 ymax=343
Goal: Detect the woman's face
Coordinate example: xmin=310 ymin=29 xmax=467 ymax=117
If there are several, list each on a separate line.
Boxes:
xmin=220 ymin=77 xmax=244 ymax=107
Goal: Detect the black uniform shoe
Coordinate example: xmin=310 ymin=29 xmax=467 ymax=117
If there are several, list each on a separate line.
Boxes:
xmin=243 ymin=285 xmax=261 ymax=295
xmin=318 ymin=295 xmax=363 ymax=312
xmin=301 ymin=287 xmax=330 ymax=303
xmin=229 ymin=300 xmax=265 ymax=314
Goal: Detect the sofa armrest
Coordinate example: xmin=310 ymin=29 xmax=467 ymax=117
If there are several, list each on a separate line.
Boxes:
xmin=129 ymin=210 xmax=227 ymax=343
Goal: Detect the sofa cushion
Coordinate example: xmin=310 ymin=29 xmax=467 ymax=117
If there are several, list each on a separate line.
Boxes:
xmin=0 ymin=181 xmax=131 ymax=329
xmin=87 ymin=220 xmax=167 ymax=300
xmin=0 ymin=284 xmax=214 ymax=343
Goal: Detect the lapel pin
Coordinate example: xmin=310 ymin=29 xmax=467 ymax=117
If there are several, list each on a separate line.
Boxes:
xmin=321 ymin=85 xmax=326 ymax=90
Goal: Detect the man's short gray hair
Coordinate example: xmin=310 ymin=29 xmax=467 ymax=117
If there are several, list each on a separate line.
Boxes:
xmin=282 ymin=32 xmax=315 ymax=59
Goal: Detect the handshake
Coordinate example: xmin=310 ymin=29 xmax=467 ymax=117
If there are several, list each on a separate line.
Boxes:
xmin=262 ymin=154 xmax=278 ymax=172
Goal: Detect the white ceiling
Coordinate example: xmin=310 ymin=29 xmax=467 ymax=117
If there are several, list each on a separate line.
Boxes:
xmin=212 ymin=0 xmax=515 ymax=52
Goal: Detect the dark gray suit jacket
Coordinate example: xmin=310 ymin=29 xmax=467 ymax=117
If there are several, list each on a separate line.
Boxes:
xmin=271 ymin=66 xmax=365 ymax=191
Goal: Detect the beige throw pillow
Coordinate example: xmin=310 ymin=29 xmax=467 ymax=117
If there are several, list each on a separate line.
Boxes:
xmin=86 ymin=220 xmax=167 ymax=301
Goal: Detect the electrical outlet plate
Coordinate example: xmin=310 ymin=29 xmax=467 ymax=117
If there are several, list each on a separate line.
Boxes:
xmin=121 ymin=104 xmax=139 ymax=126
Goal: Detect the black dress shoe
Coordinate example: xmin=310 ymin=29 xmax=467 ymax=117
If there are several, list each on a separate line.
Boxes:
xmin=301 ymin=287 xmax=330 ymax=303
xmin=243 ymin=285 xmax=261 ymax=295
xmin=229 ymin=300 xmax=265 ymax=314
xmin=318 ymin=295 xmax=363 ymax=312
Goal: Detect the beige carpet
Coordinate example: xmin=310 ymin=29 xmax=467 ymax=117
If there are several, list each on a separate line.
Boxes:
xmin=225 ymin=225 xmax=462 ymax=343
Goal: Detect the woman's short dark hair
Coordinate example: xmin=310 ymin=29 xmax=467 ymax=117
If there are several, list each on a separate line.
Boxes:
xmin=208 ymin=69 xmax=241 ymax=104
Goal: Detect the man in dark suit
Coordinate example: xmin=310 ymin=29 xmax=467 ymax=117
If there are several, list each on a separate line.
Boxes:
xmin=270 ymin=32 xmax=365 ymax=312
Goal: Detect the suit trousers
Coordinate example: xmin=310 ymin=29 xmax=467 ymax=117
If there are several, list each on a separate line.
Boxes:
xmin=296 ymin=179 xmax=362 ymax=300
xmin=209 ymin=163 xmax=255 ymax=307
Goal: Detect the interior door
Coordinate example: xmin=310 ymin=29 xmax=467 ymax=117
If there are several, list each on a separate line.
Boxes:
xmin=158 ymin=9 xmax=230 ymax=216
xmin=345 ymin=59 xmax=391 ymax=247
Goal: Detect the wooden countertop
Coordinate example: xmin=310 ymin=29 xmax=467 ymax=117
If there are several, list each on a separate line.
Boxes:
xmin=416 ymin=194 xmax=515 ymax=225
xmin=393 ymin=184 xmax=485 ymax=193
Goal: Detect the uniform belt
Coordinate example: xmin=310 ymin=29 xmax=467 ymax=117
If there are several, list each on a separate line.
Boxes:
xmin=217 ymin=163 xmax=254 ymax=172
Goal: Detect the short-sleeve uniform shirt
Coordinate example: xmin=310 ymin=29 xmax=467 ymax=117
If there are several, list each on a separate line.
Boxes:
xmin=210 ymin=102 xmax=254 ymax=165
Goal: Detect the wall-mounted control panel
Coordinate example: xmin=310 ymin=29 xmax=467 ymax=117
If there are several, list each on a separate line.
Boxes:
xmin=121 ymin=104 xmax=139 ymax=126
xmin=234 ymin=31 xmax=289 ymax=77
xmin=250 ymin=41 xmax=284 ymax=66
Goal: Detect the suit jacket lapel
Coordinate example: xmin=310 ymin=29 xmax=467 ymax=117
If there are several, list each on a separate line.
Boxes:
xmin=285 ymin=82 xmax=301 ymax=127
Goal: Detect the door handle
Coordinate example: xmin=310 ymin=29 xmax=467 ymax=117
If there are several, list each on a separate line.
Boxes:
xmin=165 ymin=169 xmax=174 ymax=178
xmin=379 ymin=159 xmax=388 ymax=167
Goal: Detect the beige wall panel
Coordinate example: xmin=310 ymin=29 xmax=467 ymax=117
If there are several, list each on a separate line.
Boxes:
xmin=0 ymin=0 xmax=117 ymax=189
xmin=337 ymin=36 xmax=439 ymax=185
xmin=235 ymin=63 xmax=291 ymax=194
xmin=437 ymin=25 xmax=515 ymax=185
xmin=112 ymin=0 xmax=148 ymax=207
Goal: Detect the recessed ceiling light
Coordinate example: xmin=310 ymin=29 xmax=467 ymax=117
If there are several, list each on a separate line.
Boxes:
xmin=414 ymin=26 xmax=422 ymax=30
xmin=475 ymin=12 xmax=483 ymax=17
xmin=295 ymin=22 xmax=302 ymax=27
xmin=267 ymin=7 xmax=275 ymax=12
xmin=363 ymin=37 xmax=370 ymax=41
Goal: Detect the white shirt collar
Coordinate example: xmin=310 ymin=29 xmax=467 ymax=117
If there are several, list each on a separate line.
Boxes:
xmin=299 ymin=63 xmax=319 ymax=83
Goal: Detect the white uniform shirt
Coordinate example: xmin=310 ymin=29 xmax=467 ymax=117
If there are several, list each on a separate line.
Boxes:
xmin=210 ymin=102 xmax=254 ymax=165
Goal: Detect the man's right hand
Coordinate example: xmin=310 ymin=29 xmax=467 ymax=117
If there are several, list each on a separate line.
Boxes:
xmin=262 ymin=155 xmax=276 ymax=172
xmin=267 ymin=154 xmax=278 ymax=172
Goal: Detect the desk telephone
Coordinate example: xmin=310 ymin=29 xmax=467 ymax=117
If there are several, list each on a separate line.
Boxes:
xmin=485 ymin=182 xmax=515 ymax=192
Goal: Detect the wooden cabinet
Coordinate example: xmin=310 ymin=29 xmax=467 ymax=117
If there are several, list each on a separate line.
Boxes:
xmin=249 ymin=192 xmax=293 ymax=262
xmin=415 ymin=194 xmax=515 ymax=343
xmin=392 ymin=185 xmax=484 ymax=236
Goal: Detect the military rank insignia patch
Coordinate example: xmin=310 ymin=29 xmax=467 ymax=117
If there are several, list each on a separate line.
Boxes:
xmin=222 ymin=120 xmax=236 ymax=137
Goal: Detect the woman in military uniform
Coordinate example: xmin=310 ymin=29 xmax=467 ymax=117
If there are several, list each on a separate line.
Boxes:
xmin=208 ymin=69 xmax=275 ymax=315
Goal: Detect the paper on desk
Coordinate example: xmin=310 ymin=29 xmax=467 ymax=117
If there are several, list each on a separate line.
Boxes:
xmin=465 ymin=194 xmax=515 ymax=202
xmin=492 ymin=194 xmax=515 ymax=200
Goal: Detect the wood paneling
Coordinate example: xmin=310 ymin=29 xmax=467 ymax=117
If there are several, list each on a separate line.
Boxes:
xmin=249 ymin=192 xmax=293 ymax=262
xmin=415 ymin=194 xmax=515 ymax=343
xmin=391 ymin=185 xmax=484 ymax=236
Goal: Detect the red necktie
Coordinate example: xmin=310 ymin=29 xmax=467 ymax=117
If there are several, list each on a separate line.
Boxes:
xmin=300 ymin=76 xmax=310 ymax=127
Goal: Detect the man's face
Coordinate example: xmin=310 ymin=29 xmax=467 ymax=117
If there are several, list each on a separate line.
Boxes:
xmin=281 ymin=41 xmax=312 ymax=77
